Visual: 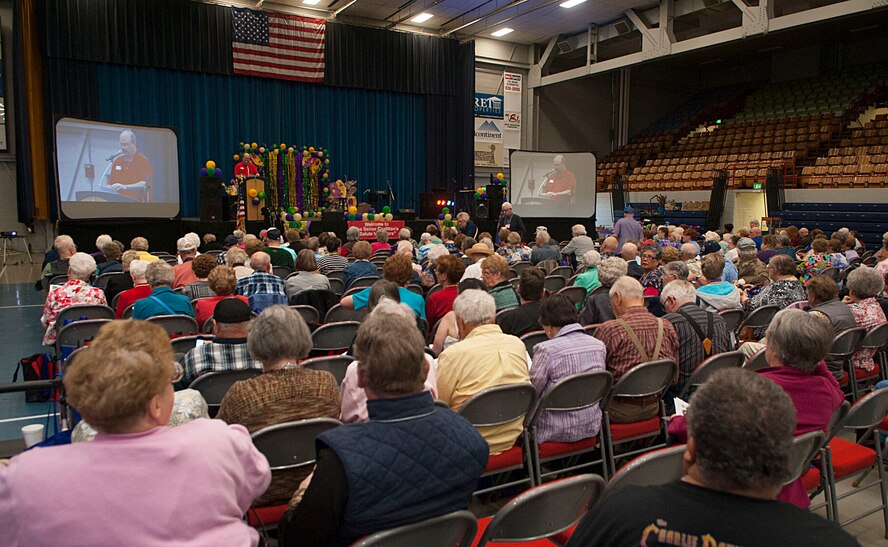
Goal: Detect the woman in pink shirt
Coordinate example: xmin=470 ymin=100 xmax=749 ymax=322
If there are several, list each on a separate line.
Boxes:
xmin=0 ymin=320 xmax=271 ymax=546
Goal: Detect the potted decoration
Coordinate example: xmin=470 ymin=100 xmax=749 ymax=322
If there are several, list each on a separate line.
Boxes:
xmin=651 ymin=194 xmax=668 ymax=214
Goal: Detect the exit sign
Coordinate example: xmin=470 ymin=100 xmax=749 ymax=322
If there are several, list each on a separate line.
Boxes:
xmin=753 ymin=183 xmax=762 ymax=189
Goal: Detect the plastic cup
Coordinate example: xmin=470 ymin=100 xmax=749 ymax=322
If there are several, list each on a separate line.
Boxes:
xmin=21 ymin=424 xmax=45 ymax=448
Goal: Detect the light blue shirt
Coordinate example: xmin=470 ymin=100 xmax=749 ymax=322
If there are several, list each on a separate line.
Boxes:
xmin=352 ymin=287 xmax=426 ymax=319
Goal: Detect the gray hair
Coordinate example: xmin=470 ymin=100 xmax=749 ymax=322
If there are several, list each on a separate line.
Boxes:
xmin=225 ymin=247 xmax=248 ymax=266
xmin=95 ymin=234 xmax=112 ymax=250
xmin=247 ymin=305 xmax=312 ymax=365
xmin=704 ymin=231 xmax=721 ymax=242
xmin=597 ymin=257 xmax=628 ymax=288
xmin=129 ymin=259 xmax=149 ymax=281
xmin=621 ymin=242 xmax=638 ymax=259
xmin=370 ymin=297 xmax=415 ymax=320
xmin=119 ymin=129 xmax=137 ymax=145
xmin=68 ymin=252 xmax=96 ymax=279
xmin=680 ymin=243 xmax=698 ymax=258
xmin=398 ymin=227 xmax=412 ymax=240
xmin=776 ymin=234 xmax=791 ymax=247
xmin=456 ymin=212 xmax=470 ymax=222
xmin=55 ymin=235 xmax=76 ymax=253
xmin=765 ymin=309 xmax=833 ymax=372
xmin=480 ymin=237 xmax=495 ymax=251
xmin=641 ymin=244 xmax=662 ymax=260
xmin=536 ymin=231 xmax=551 ymax=245
xmin=452 ymin=289 xmax=496 ymax=325
xmin=426 ymin=244 xmax=449 ymax=263
xmin=396 ymin=240 xmax=413 ymax=255
xmin=660 ymin=280 xmax=696 ymax=307
xmin=250 ymin=251 xmax=271 ymax=271
xmin=347 ymin=226 xmax=361 ymax=242
xmin=848 ymin=266 xmax=885 ymax=300
xmin=145 ymin=260 xmax=174 ymax=288
xmin=609 ymin=275 xmax=643 ymax=299
xmin=580 ymin=250 xmax=601 ymax=268
xmin=663 ymin=261 xmax=689 ymax=280
xmin=738 ymin=246 xmax=758 ymax=261
xmin=687 ymin=369 xmax=796 ymax=491
xmin=420 ymin=232 xmax=432 ymax=243
xmin=572 ymin=224 xmax=587 ymax=237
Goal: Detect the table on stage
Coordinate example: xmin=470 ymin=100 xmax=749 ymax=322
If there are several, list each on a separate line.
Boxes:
xmin=2 ymin=235 xmax=33 ymax=265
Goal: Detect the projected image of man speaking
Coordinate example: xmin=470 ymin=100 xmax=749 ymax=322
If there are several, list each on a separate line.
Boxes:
xmin=542 ymin=154 xmax=576 ymax=205
xmin=106 ymin=130 xmax=153 ymax=202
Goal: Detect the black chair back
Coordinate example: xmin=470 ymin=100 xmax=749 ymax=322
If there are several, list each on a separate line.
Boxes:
xmin=458 ymin=383 xmax=537 ymax=428
xmin=301 ymin=355 xmax=354 ymax=384
xmin=189 ymin=368 xmax=262 ymax=417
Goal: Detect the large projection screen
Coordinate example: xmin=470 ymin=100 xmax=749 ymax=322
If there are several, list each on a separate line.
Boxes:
xmin=508 ymin=151 xmax=596 ymax=218
xmin=55 ymin=117 xmax=180 ymax=219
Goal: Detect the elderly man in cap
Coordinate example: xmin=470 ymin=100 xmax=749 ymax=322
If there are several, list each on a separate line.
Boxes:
xmin=613 ymin=206 xmax=643 ymax=253
xmin=736 ymin=237 xmax=769 ymax=287
xmin=172 ymin=237 xmax=199 ymax=289
xmin=460 ymin=242 xmax=494 ymax=281
xmin=180 ymin=298 xmax=261 ymax=387
xmin=496 ymin=202 xmax=526 ymax=242
xmin=263 ymin=227 xmax=295 ymax=269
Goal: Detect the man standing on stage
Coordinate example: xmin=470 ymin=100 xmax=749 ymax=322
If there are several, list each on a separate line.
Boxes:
xmin=496 ymin=202 xmax=526 ymax=242
xmin=108 ymin=130 xmax=153 ymax=202
xmin=234 ymin=153 xmax=259 ymax=178
xmin=542 ymin=154 xmax=576 ymax=205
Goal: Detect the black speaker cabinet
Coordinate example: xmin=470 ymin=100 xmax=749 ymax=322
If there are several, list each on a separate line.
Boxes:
xmin=475 ymin=201 xmax=490 ymax=220
xmin=486 ymin=186 xmax=504 ymax=207
xmin=199 ymin=177 xmax=224 ymax=222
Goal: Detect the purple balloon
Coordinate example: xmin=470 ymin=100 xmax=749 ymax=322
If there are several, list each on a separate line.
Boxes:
xmin=438 ymin=214 xmax=445 ymax=220
xmin=200 ymin=167 xmax=207 ymax=176
xmin=368 ymin=208 xmax=376 ymax=214
xmin=215 ymin=168 xmax=222 ymax=177
xmin=252 ymin=198 xmax=260 ymax=206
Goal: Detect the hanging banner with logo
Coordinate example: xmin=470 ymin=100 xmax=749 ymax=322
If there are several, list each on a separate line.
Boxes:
xmin=474 ymin=93 xmax=504 ymax=119
xmin=474 ymin=117 xmax=503 ymax=167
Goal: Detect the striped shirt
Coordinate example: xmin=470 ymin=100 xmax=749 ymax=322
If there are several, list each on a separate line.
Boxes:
xmin=317 ymin=254 xmax=349 ymax=275
xmin=530 ymin=324 xmax=607 ymax=443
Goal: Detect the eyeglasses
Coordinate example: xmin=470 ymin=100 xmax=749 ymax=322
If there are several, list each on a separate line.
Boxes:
xmin=170 ymin=361 xmax=184 ymax=384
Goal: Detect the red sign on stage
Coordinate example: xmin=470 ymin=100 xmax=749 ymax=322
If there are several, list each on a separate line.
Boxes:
xmin=347 ymin=221 xmax=406 ymax=240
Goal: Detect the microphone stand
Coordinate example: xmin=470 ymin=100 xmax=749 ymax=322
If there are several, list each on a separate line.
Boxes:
xmin=385 ymin=178 xmax=395 ymax=212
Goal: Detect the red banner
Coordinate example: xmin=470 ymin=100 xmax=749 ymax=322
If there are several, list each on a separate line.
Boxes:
xmin=347 ymin=220 xmax=406 ymax=240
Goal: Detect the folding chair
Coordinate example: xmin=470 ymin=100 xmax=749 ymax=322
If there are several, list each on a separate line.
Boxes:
xmin=785 ymin=431 xmax=825 ymax=486
xmin=511 ymin=261 xmax=532 ymax=275
xmin=602 ymin=359 xmax=678 ymax=477
xmin=325 ymin=304 xmax=368 ymax=323
xmin=272 ymin=266 xmax=292 ymax=279
xmin=48 ymin=274 xmax=68 ymax=287
xmin=818 ymin=267 xmax=840 ymax=282
xmin=473 ymin=474 xmax=606 ymax=546
xmin=520 ymin=330 xmax=548 ymax=358
xmin=550 ymin=266 xmax=573 ymax=280
xmin=679 ymin=350 xmax=745 ymax=399
xmin=557 ymin=286 xmax=587 ymax=308
xmin=406 ymin=284 xmax=423 ymax=296
xmin=717 ymin=308 xmax=744 ymax=333
xmin=300 ymin=355 xmax=354 ymax=384
xmin=820 ymin=389 xmax=888 ymax=533
xmin=830 ymin=327 xmax=869 ymax=401
xmin=290 ymin=304 xmax=320 ymax=325
xmin=55 ymin=304 xmax=115 ymax=326
xmin=543 ymin=275 xmax=566 ymax=293
xmin=605 ymin=444 xmax=685 ymax=498
xmin=310 ymin=321 xmax=360 ymax=356
xmin=744 ymin=347 xmax=770 ymax=371
xmin=93 ymin=272 xmax=125 ymax=291
xmin=861 ymin=323 xmax=888 ymax=381
xmin=528 ymin=371 xmax=614 ymax=484
xmin=170 ymin=335 xmax=214 ymax=361
xmin=352 ymin=511 xmax=477 ymax=547
xmin=248 ymin=418 xmax=342 ymax=530
xmin=349 ymin=276 xmax=379 ymax=291
xmin=55 ymin=319 xmax=111 ymax=363
xmin=146 ymin=314 xmax=200 ymax=336
xmin=427 ymin=284 xmax=444 ymax=299
xmin=188 ymin=368 xmax=263 ymax=418
xmin=121 ymin=303 xmax=136 ymax=319
xmin=328 ymin=277 xmax=345 ymax=296
xmin=735 ymin=304 xmax=780 ymax=345
xmin=457 ymin=383 xmax=538 ymax=495
xmin=202 ymin=317 xmax=215 ymax=334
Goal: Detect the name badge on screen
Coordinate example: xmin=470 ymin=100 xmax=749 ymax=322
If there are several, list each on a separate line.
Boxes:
xmin=115 ymin=166 xmax=122 ymax=171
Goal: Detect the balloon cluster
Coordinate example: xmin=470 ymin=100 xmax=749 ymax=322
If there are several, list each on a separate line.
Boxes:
xmin=343 ymin=204 xmax=394 ymax=221
xmin=246 ymin=187 xmax=267 ymax=206
xmin=277 ymin=205 xmax=330 ymax=229
xmin=474 ymin=172 xmax=507 ymax=199
xmin=200 ymin=160 xmax=222 ymax=178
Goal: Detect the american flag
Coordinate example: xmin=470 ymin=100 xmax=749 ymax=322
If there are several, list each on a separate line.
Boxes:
xmin=232 ymin=8 xmax=325 ymax=83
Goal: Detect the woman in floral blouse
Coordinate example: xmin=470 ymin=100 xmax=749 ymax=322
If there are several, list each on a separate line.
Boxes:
xmin=845 ymin=266 xmax=887 ymax=373
xmin=797 ymin=238 xmax=834 ymax=284
xmin=41 ymin=252 xmax=106 ymax=346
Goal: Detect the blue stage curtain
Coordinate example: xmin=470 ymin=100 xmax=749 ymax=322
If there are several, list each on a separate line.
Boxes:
xmin=96 ymin=64 xmax=425 ymax=218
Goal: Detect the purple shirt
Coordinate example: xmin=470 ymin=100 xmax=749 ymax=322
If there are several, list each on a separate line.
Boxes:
xmin=613 ymin=216 xmax=643 ymax=252
xmin=530 ymin=323 xmax=607 ymax=443
xmin=0 ymin=419 xmax=271 ymax=546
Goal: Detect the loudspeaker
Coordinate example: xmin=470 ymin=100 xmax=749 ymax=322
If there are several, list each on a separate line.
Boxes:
xmin=487 ymin=186 xmax=504 ymax=208
xmin=199 ymin=177 xmax=224 ymax=222
xmin=322 ymin=211 xmax=348 ymax=236
xmin=475 ymin=201 xmax=490 ymax=220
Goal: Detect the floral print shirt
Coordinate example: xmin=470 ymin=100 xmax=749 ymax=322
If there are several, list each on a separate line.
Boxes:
xmin=849 ymin=297 xmax=887 ymax=371
xmin=41 ymin=280 xmax=107 ymax=346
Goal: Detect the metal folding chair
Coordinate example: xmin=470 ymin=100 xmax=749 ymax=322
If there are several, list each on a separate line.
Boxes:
xmin=528 ymin=370 xmax=613 ymax=483
xmin=300 ymin=355 xmax=354 ymax=384
xmin=55 ymin=319 xmax=111 ymax=362
xmin=324 ymin=304 xmax=367 ymax=323
xmin=717 ymin=308 xmax=744 ymax=333
xmin=55 ymin=304 xmax=115 ymax=327
xmin=511 ymin=261 xmax=532 ymax=275
xmin=543 ymin=275 xmax=566 ymax=293
xmin=93 ymin=272 xmax=125 ymax=291
xmin=426 ymin=284 xmax=444 ymax=299
xmin=310 ymin=321 xmax=360 ymax=356
xmin=457 ymin=383 xmax=538 ymax=495
xmin=829 ymin=327 xmax=868 ymax=401
xmin=473 ymin=474 xmax=606 ymax=546
xmin=146 ymin=314 xmax=200 ymax=336
xmin=735 ymin=304 xmax=780 ymax=345
xmin=406 ymin=284 xmax=423 ymax=296
xmin=743 ymin=347 xmax=770 ymax=371
xmin=679 ymin=350 xmax=745 ymax=399
xmin=349 ymin=276 xmax=379 ymax=290
xmin=520 ymin=330 xmax=548 ymax=358
xmin=352 ymin=511 xmax=477 ymax=547
xmin=188 ymin=368 xmax=263 ymax=417
xmin=272 ymin=266 xmax=292 ymax=279
xmin=290 ymin=304 xmax=321 ymax=324
xmin=861 ymin=323 xmax=888 ymax=381
xmin=605 ymin=444 xmax=686 ymax=499
xmin=557 ymin=286 xmax=587 ymax=308
xmin=170 ymin=335 xmax=214 ymax=362
xmin=550 ymin=266 xmax=573 ymax=280
xmin=785 ymin=431 xmax=825 ymax=486
xmin=328 ymin=277 xmax=345 ymax=296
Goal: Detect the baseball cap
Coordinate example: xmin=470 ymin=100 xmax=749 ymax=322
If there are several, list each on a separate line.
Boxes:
xmin=224 ymin=235 xmax=239 ymax=247
xmin=624 ymin=206 xmax=636 ymax=214
xmin=736 ymin=237 xmax=757 ymax=250
xmin=701 ymin=240 xmax=721 ymax=255
xmin=213 ymin=298 xmax=252 ymax=324
xmin=266 ymin=227 xmax=281 ymax=241
xmin=176 ymin=237 xmax=196 ymax=252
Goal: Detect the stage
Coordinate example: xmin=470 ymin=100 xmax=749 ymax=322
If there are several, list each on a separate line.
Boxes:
xmin=59 ymin=216 xmax=596 ymax=254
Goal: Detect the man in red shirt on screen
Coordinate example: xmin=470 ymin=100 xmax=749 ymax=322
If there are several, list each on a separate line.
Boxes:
xmin=234 ymin=153 xmax=259 ymax=178
xmin=108 ymin=130 xmax=153 ymax=202
xmin=543 ymin=154 xmax=576 ymax=205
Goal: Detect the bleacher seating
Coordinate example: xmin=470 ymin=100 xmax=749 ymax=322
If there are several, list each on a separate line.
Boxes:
xmin=771 ymin=202 xmax=888 ymax=246
xmin=801 ymin=114 xmax=888 ymax=188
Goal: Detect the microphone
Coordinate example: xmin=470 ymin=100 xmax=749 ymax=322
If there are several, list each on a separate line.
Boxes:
xmin=106 ymin=150 xmax=122 ymax=161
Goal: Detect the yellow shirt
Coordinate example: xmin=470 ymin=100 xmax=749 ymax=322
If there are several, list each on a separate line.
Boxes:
xmin=137 ymin=251 xmax=159 ymax=263
xmin=437 ymin=323 xmax=531 ymax=454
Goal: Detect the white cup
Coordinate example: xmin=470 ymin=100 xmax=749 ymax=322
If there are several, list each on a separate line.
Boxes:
xmin=21 ymin=424 xmax=45 ymax=448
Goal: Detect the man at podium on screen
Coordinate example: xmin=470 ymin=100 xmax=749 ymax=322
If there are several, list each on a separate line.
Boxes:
xmin=107 ymin=130 xmax=152 ymax=202
xmin=541 ymin=154 xmax=576 ymax=205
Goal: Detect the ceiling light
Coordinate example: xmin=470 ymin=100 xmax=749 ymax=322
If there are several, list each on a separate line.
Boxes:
xmin=303 ymin=0 xmax=321 ymax=4
xmin=559 ymin=0 xmax=587 ymax=7
xmin=491 ymin=28 xmax=513 ymax=37
xmin=411 ymin=13 xmax=434 ymax=23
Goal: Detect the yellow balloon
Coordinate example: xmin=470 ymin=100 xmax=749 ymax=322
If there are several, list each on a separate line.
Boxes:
xmin=248 ymin=188 xmax=258 ymax=198
xmin=293 ymin=213 xmax=302 ymax=222
xmin=206 ymin=160 xmax=216 ymax=169
xmin=251 ymin=142 xmax=258 ymax=149
xmin=385 ymin=213 xmax=393 ymax=221
xmin=348 ymin=206 xmax=358 ymax=214
xmin=496 ymin=172 xmax=504 ymax=180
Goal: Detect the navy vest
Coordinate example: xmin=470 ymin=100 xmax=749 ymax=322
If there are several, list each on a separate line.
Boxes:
xmin=318 ymin=391 xmax=488 ymax=542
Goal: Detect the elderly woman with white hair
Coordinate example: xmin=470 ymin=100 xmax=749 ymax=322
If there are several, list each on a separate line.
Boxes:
xmin=560 ymin=224 xmax=596 ymax=265
xmin=456 ymin=211 xmax=479 ymax=239
xmin=418 ymin=232 xmax=435 ymax=261
xmin=41 ymin=252 xmax=106 ymax=346
xmin=572 ymin=250 xmax=601 ymax=294
xmin=844 ymin=267 xmax=888 ymax=374
xmin=580 ymin=256 xmax=628 ymax=325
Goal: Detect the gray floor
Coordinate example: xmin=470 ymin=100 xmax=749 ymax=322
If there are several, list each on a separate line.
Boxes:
xmin=0 ymin=263 xmax=886 ymax=542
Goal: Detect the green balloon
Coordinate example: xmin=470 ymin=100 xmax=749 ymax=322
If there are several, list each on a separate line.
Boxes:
xmin=367 ymin=213 xmax=375 ymax=221
xmin=206 ymin=167 xmax=216 ymax=176
xmin=474 ymin=192 xmax=481 ymax=199
xmin=257 ymin=191 xmax=266 ymax=199
xmin=287 ymin=206 xmax=297 ymax=214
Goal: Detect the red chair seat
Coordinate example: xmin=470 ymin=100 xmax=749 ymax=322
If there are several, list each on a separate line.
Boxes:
xmin=247 ymin=504 xmax=287 ymax=527
xmin=610 ymin=417 xmax=661 ymax=442
xmin=552 ymin=523 xmax=578 ymax=545
xmin=485 ymin=445 xmax=524 ymax=473
xmin=828 ymin=438 xmax=877 ymax=480
xmin=839 ymin=367 xmax=880 ymax=385
xmin=471 ymin=516 xmax=562 ymax=547
xmin=877 ymin=415 xmax=888 ymax=431
xmin=801 ymin=466 xmax=822 ymax=491
xmin=538 ymin=436 xmax=599 ymax=460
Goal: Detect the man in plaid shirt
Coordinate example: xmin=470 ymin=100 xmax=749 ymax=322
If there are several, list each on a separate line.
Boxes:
xmin=180 ymin=299 xmax=262 ymax=387
xmin=236 ymin=251 xmax=287 ymax=312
